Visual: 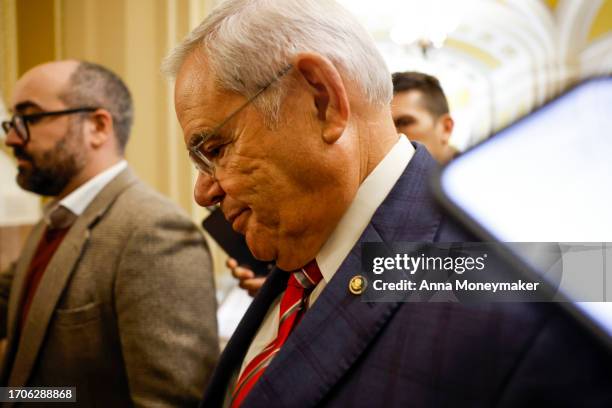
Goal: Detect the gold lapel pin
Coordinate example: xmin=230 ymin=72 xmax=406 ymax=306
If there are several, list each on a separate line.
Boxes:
xmin=349 ymin=275 xmax=367 ymax=295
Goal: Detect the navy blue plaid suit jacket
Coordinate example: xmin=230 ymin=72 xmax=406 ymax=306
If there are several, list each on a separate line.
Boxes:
xmin=202 ymin=144 xmax=612 ymax=407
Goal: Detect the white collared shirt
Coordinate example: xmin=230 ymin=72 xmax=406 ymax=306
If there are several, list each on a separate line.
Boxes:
xmin=237 ymin=136 xmax=415 ymax=378
xmin=43 ymin=160 xmax=128 ymax=224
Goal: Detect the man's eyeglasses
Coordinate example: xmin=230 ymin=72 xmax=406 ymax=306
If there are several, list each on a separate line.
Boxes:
xmin=1 ymin=107 xmax=99 ymax=143
xmin=188 ymin=64 xmax=293 ymax=177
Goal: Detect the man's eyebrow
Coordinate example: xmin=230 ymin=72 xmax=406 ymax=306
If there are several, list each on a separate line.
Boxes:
xmin=14 ymin=101 xmax=42 ymax=113
xmin=188 ymin=131 xmax=218 ymax=149
xmin=394 ymin=114 xmax=416 ymax=123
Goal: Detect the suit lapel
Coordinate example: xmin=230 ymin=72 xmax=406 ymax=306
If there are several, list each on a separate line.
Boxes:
xmin=8 ymin=218 xmax=92 ymax=386
xmin=244 ymin=144 xmax=444 ymax=407
xmin=7 ymin=168 xmax=138 ymax=387
xmin=202 ymin=268 xmax=288 ymax=407
xmin=244 ymin=225 xmax=394 ymax=408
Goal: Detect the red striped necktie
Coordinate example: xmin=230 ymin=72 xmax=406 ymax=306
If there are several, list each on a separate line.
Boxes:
xmin=230 ymin=260 xmax=323 ymax=408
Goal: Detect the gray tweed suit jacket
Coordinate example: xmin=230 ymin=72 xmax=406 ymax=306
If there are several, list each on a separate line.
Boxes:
xmin=0 ymin=167 xmax=219 ymax=407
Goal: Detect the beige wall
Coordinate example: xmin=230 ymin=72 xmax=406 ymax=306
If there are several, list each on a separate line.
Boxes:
xmin=1 ymin=0 xmax=18 ymax=104
xmin=57 ymin=0 xmax=198 ymax=213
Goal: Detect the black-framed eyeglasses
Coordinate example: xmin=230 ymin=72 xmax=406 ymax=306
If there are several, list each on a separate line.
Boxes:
xmin=188 ymin=64 xmax=293 ymax=177
xmin=1 ymin=107 xmax=99 ymax=143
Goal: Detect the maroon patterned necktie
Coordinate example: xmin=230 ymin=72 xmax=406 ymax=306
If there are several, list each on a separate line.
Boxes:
xmin=20 ymin=205 xmax=76 ymax=328
xmin=230 ymin=260 xmax=323 ymax=408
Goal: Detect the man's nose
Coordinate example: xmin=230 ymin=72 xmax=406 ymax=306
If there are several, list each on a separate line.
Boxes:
xmin=4 ymin=127 xmax=23 ymax=147
xmin=194 ymin=172 xmax=226 ymax=207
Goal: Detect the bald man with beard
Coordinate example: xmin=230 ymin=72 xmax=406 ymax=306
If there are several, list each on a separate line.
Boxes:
xmin=0 ymin=60 xmax=218 ymax=407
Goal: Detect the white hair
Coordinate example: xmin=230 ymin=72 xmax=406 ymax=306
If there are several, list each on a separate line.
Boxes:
xmin=162 ymin=0 xmax=392 ymax=123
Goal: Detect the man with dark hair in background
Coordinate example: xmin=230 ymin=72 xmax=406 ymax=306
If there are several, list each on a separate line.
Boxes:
xmin=0 ymin=60 xmax=218 ymax=407
xmin=392 ymin=71 xmax=459 ymax=164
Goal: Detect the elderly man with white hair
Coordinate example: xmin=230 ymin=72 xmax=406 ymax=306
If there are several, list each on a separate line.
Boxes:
xmin=164 ymin=1 xmax=612 ymax=407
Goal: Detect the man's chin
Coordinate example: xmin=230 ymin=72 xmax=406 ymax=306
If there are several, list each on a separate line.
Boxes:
xmin=16 ymin=172 xmax=33 ymax=191
xmin=245 ymin=231 xmax=276 ymax=263
xmin=245 ymin=229 xmax=315 ymax=270
xmin=16 ymin=173 xmax=67 ymax=197
xmin=248 ymin=245 xmax=275 ymax=264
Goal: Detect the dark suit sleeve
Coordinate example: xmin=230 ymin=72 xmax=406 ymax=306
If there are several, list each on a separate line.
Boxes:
xmin=114 ymin=212 xmax=219 ymax=407
xmin=496 ymin=310 xmax=612 ymax=407
xmin=0 ymin=264 xmax=16 ymax=339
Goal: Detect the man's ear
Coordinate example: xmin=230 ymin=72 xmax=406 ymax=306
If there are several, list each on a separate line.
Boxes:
xmin=438 ymin=113 xmax=454 ymax=145
xmin=293 ymin=53 xmax=350 ymax=144
xmin=87 ymin=109 xmax=114 ymax=149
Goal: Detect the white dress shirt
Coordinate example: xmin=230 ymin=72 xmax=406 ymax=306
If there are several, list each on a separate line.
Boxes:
xmin=237 ymin=136 xmax=415 ymax=378
xmin=43 ymin=160 xmax=128 ymax=224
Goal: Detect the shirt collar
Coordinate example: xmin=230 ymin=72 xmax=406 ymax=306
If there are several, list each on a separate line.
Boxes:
xmin=315 ymin=136 xmax=415 ymax=282
xmin=44 ymin=160 xmax=128 ymax=224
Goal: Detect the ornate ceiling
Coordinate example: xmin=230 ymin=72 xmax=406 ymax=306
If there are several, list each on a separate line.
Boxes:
xmin=341 ymin=0 xmax=612 ymax=149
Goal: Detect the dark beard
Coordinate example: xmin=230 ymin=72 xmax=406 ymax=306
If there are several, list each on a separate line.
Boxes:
xmin=13 ymin=132 xmax=86 ymax=197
